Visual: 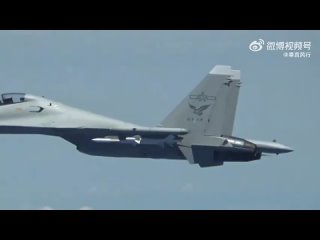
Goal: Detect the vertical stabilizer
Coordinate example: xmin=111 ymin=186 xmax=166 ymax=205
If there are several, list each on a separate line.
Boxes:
xmin=161 ymin=65 xmax=241 ymax=137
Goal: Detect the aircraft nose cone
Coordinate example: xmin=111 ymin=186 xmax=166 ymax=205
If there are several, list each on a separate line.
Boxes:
xmin=281 ymin=145 xmax=294 ymax=153
xmin=287 ymin=147 xmax=294 ymax=153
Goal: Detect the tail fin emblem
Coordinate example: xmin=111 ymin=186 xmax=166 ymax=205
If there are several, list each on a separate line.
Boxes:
xmin=189 ymin=92 xmax=216 ymax=102
xmin=188 ymin=103 xmax=211 ymax=116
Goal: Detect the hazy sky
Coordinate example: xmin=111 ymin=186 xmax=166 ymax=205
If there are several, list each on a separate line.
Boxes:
xmin=0 ymin=30 xmax=318 ymax=209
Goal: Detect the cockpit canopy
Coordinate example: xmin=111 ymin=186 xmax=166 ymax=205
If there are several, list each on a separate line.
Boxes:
xmin=0 ymin=93 xmax=26 ymax=105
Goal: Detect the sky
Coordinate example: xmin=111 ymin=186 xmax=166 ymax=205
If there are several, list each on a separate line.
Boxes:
xmin=0 ymin=30 xmax=318 ymax=210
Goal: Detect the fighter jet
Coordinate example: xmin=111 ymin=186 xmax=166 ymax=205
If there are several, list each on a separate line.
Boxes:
xmin=0 ymin=65 xmax=293 ymax=167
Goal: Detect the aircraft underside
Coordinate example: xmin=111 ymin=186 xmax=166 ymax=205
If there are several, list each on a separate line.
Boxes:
xmin=75 ymin=139 xmax=261 ymax=166
xmin=77 ymin=143 xmax=261 ymax=161
xmin=0 ymin=125 xmax=262 ymax=165
xmin=76 ymin=141 xmax=186 ymax=160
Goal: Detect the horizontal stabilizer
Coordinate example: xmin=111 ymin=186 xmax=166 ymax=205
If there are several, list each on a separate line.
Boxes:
xmin=179 ymin=144 xmax=224 ymax=167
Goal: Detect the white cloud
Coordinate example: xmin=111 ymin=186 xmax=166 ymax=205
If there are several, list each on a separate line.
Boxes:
xmin=37 ymin=206 xmax=94 ymax=210
xmin=38 ymin=206 xmax=54 ymax=210
xmin=79 ymin=206 xmax=94 ymax=210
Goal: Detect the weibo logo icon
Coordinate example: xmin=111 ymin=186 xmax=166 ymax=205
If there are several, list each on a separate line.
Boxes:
xmin=249 ymin=39 xmax=264 ymax=52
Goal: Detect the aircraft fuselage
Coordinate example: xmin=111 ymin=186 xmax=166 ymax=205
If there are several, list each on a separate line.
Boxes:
xmin=0 ymin=65 xmax=293 ymax=167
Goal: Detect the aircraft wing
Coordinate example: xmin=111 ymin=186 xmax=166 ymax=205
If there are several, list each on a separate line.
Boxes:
xmin=0 ymin=125 xmax=187 ymax=137
xmin=49 ymin=126 xmax=186 ymax=145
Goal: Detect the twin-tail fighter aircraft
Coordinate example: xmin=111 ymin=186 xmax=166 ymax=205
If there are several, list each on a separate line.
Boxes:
xmin=0 ymin=65 xmax=293 ymax=167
